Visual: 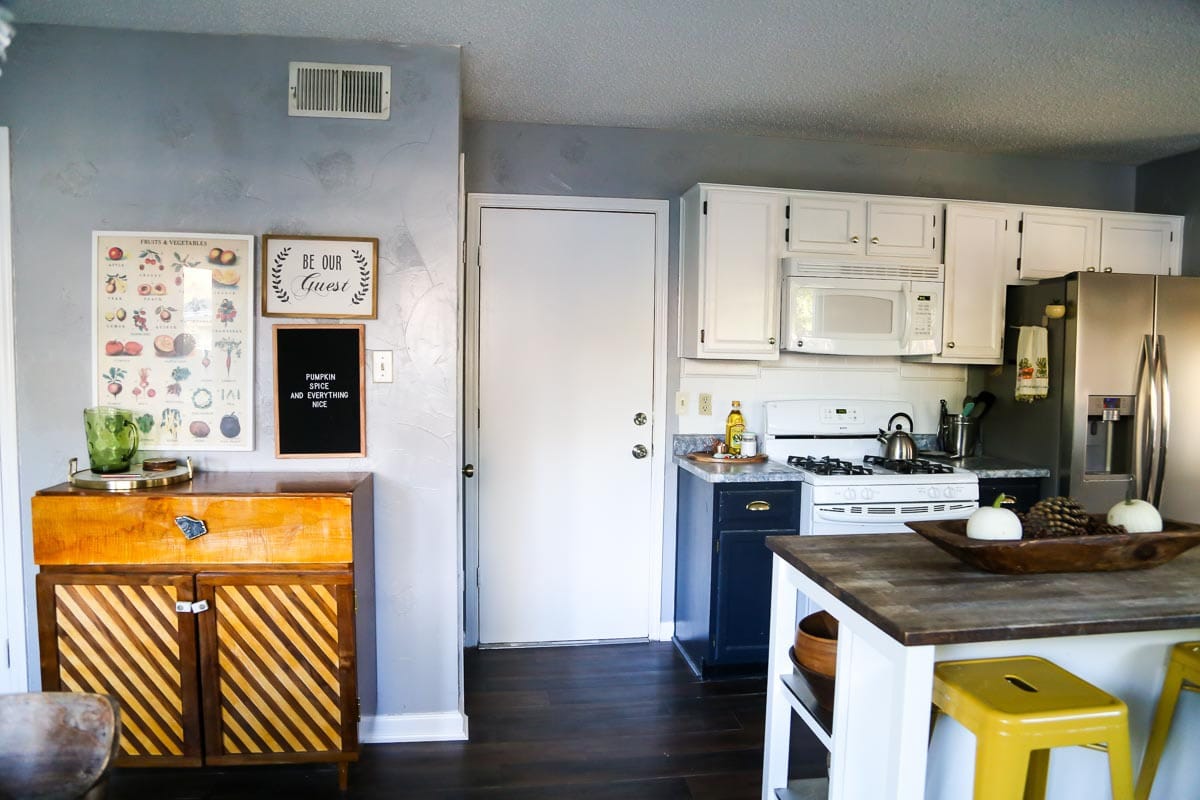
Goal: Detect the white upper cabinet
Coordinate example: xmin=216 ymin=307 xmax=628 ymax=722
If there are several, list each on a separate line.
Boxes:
xmin=680 ymin=185 xmax=782 ymax=360
xmin=1018 ymin=210 xmax=1102 ymax=280
xmin=866 ymin=200 xmax=940 ymax=260
xmin=785 ymin=195 xmax=864 ymax=255
xmin=786 ymin=193 xmax=940 ymax=263
xmin=1099 ymin=214 xmax=1181 ymax=276
xmin=914 ymin=203 xmax=1014 ymax=364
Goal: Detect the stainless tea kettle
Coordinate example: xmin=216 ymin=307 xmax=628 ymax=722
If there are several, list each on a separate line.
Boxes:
xmin=877 ymin=412 xmax=917 ymax=460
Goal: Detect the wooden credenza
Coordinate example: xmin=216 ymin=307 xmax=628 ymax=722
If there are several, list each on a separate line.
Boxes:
xmin=31 ymin=472 xmax=375 ymax=789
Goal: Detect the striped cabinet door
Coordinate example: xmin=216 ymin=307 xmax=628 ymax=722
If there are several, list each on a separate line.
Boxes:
xmin=196 ymin=572 xmax=357 ymax=762
xmin=35 ymin=572 xmax=203 ymax=766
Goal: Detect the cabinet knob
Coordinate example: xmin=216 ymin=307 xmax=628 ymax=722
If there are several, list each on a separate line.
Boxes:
xmin=768 ymin=337 xmax=776 ymax=346
xmin=850 ymin=235 xmax=860 ymax=244
xmin=746 ymin=500 xmax=771 ymax=512
xmin=462 ymin=464 xmax=475 ymax=478
xmin=947 ymin=341 xmax=956 ymax=349
xmin=870 ymin=236 xmax=880 ymax=245
xmin=633 ymin=412 xmax=648 ymax=426
xmin=632 ymin=444 xmax=648 ymax=459
xmin=1087 ymin=267 xmax=1096 ymax=272
xmin=1103 ymin=267 xmax=1113 ymax=273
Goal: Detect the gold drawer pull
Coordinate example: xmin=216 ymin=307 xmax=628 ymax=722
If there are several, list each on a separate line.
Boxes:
xmin=746 ymin=500 xmax=771 ymax=512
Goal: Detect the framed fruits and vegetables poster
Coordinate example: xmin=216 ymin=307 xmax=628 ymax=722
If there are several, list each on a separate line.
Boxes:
xmin=92 ymin=231 xmax=255 ymax=452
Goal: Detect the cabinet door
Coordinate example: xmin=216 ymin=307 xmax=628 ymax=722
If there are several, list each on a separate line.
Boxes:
xmin=938 ymin=204 xmax=1010 ymax=363
xmin=712 ymin=530 xmax=787 ymax=664
xmin=867 ymin=200 xmax=940 ymax=261
xmin=1100 ymin=215 xmax=1180 ymax=276
xmin=197 ymin=572 xmax=357 ymax=763
xmin=35 ymin=571 xmax=202 ymax=766
xmin=786 ymin=194 xmax=865 ymax=255
xmin=700 ymin=188 xmax=782 ymax=359
xmin=1019 ymin=210 xmax=1101 ymax=280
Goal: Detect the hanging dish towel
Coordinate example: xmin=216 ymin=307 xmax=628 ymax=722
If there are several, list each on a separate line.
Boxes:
xmin=1015 ymin=326 xmax=1049 ymax=402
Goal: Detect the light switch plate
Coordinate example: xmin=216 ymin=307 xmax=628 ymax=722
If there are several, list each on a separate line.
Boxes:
xmin=371 ymin=350 xmax=393 ymax=383
xmin=675 ymin=391 xmax=688 ymax=415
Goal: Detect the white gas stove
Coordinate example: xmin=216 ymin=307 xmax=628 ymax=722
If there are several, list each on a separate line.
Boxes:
xmin=763 ymin=399 xmax=979 ymax=535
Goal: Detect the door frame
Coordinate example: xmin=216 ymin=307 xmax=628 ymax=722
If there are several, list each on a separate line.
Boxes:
xmin=463 ymin=194 xmax=669 ymax=648
xmin=0 ymin=127 xmax=29 ymax=692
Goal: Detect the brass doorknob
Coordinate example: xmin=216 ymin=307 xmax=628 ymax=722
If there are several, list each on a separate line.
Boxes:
xmin=462 ymin=464 xmax=475 ymax=478
xmin=632 ymin=445 xmax=648 ymax=459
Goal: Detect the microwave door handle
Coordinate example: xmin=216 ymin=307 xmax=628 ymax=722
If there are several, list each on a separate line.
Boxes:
xmin=900 ymin=283 xmax=912 ymax=350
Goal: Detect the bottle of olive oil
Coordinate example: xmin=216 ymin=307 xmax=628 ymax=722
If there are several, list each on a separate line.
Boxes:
xmin=725 ymin=400 xmax=746 ymax=456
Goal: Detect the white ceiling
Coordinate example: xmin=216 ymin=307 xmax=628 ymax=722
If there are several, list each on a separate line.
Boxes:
xmin=11 ymin=0 xmax=1200 ymax=164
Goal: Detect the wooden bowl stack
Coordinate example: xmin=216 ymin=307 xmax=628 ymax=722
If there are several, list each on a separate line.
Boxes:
xmin=791 ymin=611 xmax=839 ymax=710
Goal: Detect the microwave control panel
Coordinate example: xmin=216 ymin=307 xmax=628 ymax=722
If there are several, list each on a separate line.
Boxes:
xmin=911 ymin=292 xmax=937 ymax=338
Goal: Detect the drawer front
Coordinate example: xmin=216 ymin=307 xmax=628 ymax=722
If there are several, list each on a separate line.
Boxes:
xmin=32 ymin=494 xmax=353 ymax=565
xmin=717 ymin=487 xmax=799 ymax=529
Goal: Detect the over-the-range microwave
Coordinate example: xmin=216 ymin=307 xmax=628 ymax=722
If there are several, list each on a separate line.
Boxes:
xmin=780 ymin=259 xmax=944 ymax=356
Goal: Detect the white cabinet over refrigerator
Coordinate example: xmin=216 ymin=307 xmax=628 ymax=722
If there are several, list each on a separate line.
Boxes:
xmin=680 ymin=185 xmax=783 ymax=360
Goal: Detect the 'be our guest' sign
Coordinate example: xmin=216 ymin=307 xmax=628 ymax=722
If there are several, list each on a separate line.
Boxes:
xmin=273 ymin=325 xmax=366 ymax=458
xmin=262 ymin=235 xmax=378 ymax=319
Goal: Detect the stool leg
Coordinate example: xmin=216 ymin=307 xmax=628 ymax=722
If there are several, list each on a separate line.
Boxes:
xmin=1107 ymin=725 xmax=1136 ymax=800
xmin=1135 ymin=662 xmax=1186 ymax=800
xmin=1022 ymin=749 xmax=1049 ymax=800
xmin=974 ymin=737 xmax=1030 ymax=800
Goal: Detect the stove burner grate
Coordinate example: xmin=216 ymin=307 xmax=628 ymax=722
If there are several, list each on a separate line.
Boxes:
xmin=862 ymin=455 xmax=955 ymax=475
xmin=787 ymin=456 xmax=873 ymax=476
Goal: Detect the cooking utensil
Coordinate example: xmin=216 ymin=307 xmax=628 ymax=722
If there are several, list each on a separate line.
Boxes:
xmin=961 ymin=402 xmax=976 ymax=418
xmin=942 ymin=416 xmax=980 ymax=458
xmin=877 ymin=412 xmax=917 ymax=460
xmin=971 ymin=390 xmax=997 ymax=420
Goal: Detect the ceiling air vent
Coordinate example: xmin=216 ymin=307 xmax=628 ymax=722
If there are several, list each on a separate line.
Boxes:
xmin=289 ymin=61 xmax=391 ymax=120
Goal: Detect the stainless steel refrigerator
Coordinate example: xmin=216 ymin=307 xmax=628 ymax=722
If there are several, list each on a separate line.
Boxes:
xmin=982 ymin=272 xmax=1200 ymax=521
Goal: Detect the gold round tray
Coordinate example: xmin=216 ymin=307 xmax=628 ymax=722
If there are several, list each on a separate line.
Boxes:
xmin=68 ymin=457 xmax=194 ymax=490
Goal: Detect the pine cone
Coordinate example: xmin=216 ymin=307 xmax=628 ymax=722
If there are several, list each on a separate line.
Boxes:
xmin=1026 ymin=497 xmax=1090 ymax=538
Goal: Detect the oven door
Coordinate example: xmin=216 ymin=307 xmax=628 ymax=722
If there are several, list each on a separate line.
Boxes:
xmin=802 ymin=500 xmax=978 ymax=535
xmin=782 ymin=277 xmax=941 ymax=356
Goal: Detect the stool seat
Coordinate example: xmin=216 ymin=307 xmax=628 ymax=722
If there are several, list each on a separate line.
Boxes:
xmin=934 ymin=656 xmax=1133 ymax=800
xmin=1135 ymin=641 xmax=1200 ymax=800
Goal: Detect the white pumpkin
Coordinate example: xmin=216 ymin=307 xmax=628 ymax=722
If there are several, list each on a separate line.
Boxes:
xmin=967 ymin=495 xmax=1023 ymax=540
xmin=1107 ymin=498 xmax=1163 ymax=533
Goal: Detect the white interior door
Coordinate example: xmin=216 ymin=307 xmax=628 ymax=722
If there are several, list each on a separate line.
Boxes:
xmin=477 ymin=206 xmax=656 ymax=645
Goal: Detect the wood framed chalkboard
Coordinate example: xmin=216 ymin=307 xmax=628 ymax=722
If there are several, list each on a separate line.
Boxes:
xmin=272 ymin=324 xmax=366 ymax=458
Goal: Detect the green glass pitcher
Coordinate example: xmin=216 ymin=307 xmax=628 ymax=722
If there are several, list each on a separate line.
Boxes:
xmin=83 ymin=406 xmax=140 ymax=473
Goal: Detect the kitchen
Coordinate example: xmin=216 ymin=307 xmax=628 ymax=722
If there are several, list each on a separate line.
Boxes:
xmin=2 ymin=2 xmax=1200 ymax=799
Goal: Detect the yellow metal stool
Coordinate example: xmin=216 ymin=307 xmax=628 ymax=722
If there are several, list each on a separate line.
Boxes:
xmin=1135 ymin=641 xmax=1200 ymax=800
xmin=933 ymin=656 xmax=1134 ymax=800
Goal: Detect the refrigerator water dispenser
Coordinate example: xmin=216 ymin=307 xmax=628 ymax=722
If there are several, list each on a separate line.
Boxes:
xmin=1084 ymin=395 xmax=1135 ymax=476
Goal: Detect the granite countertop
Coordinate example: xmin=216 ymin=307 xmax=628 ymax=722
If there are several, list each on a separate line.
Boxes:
xmin=675 ymin=455 xmax=803 ymax=484
xmin=924 ymin=454 xmax=1051 ymax=479
xmin=765 ymin=533 xmax=1200 ymax=646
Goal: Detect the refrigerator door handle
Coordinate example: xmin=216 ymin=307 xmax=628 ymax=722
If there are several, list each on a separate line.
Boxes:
xmin=1134 ymin=334 xmax=1155 ymax=501
xmin=1153 ymin=335 xmax=1169 ymax=507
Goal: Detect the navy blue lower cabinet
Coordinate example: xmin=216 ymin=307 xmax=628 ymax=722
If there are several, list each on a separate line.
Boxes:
xmin=673 ymin=469 xmax=802 ymax=678
xmin=978 ymin=476 xmax=1043 ymax=513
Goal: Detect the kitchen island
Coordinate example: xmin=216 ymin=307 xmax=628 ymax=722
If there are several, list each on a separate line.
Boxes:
xmin=762 ymin=533 xmax=1200 ymax=800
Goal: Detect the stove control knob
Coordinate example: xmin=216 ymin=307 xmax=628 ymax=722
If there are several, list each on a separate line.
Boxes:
xmin=844 ymin=488 xmax=857 ymax=501
xmin=945 ymin=486 xmax=959 ymax=498
xmin=927 ymin=486 xmax=942 ymax=499
xmin=860 ymin=488 xmax=874 ymax=501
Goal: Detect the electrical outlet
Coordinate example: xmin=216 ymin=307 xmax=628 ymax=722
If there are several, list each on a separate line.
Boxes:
xmin=698 ymin=392 xmax=713 ymax=416
xmin=371 ymin=350 xmax=393 ymax=383
xmin=675 ymin=391 xmax=688 ymax=415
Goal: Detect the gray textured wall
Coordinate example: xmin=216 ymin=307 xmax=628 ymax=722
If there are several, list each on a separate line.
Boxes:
xmin=1136 ymin=148 xmax=1200 ymax=276
xmin=465 ymin=120 xmax=1137 ymax=208
xmin=1 ymin=25 xmax=462 ymax=720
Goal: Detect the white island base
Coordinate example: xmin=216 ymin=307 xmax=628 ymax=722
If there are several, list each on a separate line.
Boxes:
xmin=763 ymin=548 xmax=1200 ymax=800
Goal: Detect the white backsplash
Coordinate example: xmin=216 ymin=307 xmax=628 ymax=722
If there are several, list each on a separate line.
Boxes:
xmin=676 ymin=352 xmax=968 ymax=436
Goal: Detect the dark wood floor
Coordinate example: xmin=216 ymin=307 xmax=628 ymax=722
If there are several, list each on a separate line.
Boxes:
xmin=106 ymin=642 xmax=825 ymax=798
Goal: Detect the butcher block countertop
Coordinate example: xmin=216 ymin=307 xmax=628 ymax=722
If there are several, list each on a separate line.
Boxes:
xmin=766 ymin=533 xmax=1200 ymax=647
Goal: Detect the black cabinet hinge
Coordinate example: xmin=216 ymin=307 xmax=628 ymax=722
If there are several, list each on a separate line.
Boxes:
xmin=784 ymin=229 xmax=790 ymax=243
xmin=700 ymin=329 xmax=705 ymax=344
xmin=1018 ymin=220 xmax=1024 ymax=233
xmin=785 ymin=205 xmax=790 ymax=219
xmin=932 ymin=236 xmax=936 ymax=250
xmin=702 ymin=201 xmax=707 ymax=215
xmin=932 ymin=214 xmax=937 ymax=228
xmin=715 ymin=539 xmax=720 ymax=554
xmin=1017 ymin=257 xmax=1022 ymax=271
xmin=1170 ymin=231 xmax=1174 ymax=242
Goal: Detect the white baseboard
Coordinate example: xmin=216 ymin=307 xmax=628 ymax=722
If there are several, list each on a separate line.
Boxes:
xmin=359 ymin=711 xmax=469 ymax=743
xmin=657 ymin=621 xmax=674 ymax=641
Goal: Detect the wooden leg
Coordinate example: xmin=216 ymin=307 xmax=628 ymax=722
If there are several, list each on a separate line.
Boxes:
xmin=338 ymin=761 xmax=349 ymax=792
xmin=1135 ymin=661 xmax=1185 ymax=800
